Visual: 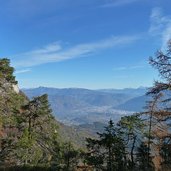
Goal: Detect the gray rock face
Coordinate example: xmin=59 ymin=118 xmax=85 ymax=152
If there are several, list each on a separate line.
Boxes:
xmin=12 ymin=84 xmax=20 ymax=94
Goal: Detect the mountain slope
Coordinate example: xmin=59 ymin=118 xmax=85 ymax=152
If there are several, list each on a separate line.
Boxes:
xmin=116 ymin=95 xmax=151 ymax=112
xmin=22 ymin=87 xmax=146 ymax=125
xmin=23 ymin=87 xmax=132 ymax=107
xmin=98 ymin=87 xmax=147 ymax=97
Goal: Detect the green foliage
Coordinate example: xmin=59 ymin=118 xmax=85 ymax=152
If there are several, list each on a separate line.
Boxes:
xmin=61 ymin=142 xmax=80 ymax=171
xmin=85 ymin=120 xmax=126 ymax=171
xmin=3 ymin=42 xmax=171 ymax=171
xmin=16 ymin=128 xmax=43 ymax=165
xmin=118 ymin=114 xmax=144 ymax=169
xmin=0 ymin=58 xmax=17 ymax=84
xmin=136 ymin=142 xmax=155 ymax=171
xmin=14 ymin=94 xmax=59 ymax=166
xmin=0 ymin=58 xmax=68 ymax=168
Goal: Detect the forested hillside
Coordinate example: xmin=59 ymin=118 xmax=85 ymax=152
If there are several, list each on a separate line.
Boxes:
xmin=1 ymin=41 xmax=171 ymax=171
xmin=0 ymin=59 xmax=81 ymax=170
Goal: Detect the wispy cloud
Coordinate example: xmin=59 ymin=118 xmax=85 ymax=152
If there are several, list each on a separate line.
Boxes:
xmin=15 ymin=68 xmax=31 ymax=74
xmin=12 ymin=35 xmax=139 ymax=68
xmin=101 ymin=0 xmax=140 ymax=8
xmin=30 ymin=42 xmax=62 ymax=54
xmin=149 ymin=7 xmax=171 ymax=49
xmin=113 ymin=65 xmax=145 ymax=71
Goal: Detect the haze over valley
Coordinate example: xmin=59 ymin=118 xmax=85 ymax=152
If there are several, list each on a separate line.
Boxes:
xmin=23 ymin=86 xmax=148 ymax=126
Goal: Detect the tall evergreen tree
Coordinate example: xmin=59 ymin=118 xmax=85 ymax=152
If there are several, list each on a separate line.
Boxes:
xmin=136 ymin=142 xmax=155 ymax=171
xmin=17 ymin=94 xmax=59 ymax=166
xmin=118 ymin=114 xmax=144 ymax=170
xmin=62 ymin=142 xmax=79 ymax=171
xmin=86 ymin=120 xmax=126 ymax=171
xmin=0 ymin=58 xmax=26 ymax=166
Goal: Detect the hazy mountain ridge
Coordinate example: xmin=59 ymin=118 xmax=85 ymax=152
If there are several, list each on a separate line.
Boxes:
xmin=98 ymin=87 xmax=147 ymax=97
xmin=22 ymin=87 xmax=147 ymax=125
xmin=116 ymin=95 xmax=151 ymax=112
xmin=23 ymin=87 xmax=133 ymax=106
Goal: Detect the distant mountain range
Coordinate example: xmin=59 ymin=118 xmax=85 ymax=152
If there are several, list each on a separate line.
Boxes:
xmin=98 ymin=87 xmax=147 ymax=97
xmin=22 ymin=87 xmax=149 ymax=125
xmin=116 ymin=95 xmax=151 ymax=111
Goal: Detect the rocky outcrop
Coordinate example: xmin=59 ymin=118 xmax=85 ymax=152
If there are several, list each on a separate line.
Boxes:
xmin=12 ymin=84 xmax=20 ymax=94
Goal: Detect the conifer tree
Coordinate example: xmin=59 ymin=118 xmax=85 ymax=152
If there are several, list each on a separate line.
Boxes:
xmin=62 ymin=142 xmax=79 ymax=171
xmin=17 ymin=94 xmax=59 ymax=166
xmin=118 ymin=114 xmax=144 ymax=169
xmin=86 ymin=120 xmax=126 ymax=171
xmin=147 ymin=40 xmax=171 ymax=169
xmin=0 ymin=58 xmax=26 ymax=166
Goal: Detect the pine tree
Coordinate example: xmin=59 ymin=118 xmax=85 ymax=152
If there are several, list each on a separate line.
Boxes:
xmin=0 ymin=58 xmax=80 ymax=170
xmin=17 ymin=94 xmax=59 ymax=166
xmin=86 ymin=120 xmax=126 ymax=171
xmin=136 ymin=142 xmax=155 ymax=171
xmin=0 ymin=58 xmax=17 ymax=85
xmin=62 ymin=142 xmax=79 ymax=171
xmin=118 ymin=114 xmax=144 ymax=170
xmin=0 ymin=58 xmax=26 ymax=167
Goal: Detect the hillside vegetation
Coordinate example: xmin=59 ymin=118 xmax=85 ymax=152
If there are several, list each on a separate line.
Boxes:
xmin=1 ymin=41 xmax=171 ymax=170
xmin=0 ymin=59 xmax=80 ymax=170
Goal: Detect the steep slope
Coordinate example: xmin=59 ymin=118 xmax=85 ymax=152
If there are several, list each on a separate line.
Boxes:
xmin=116 ymin=95 xmax=151 ymax=112
xmin=0 ymin=58 xmax=27 ymax=118
xmin=57 ymin=121 xmax=95 ymax=148
xmin=0 ymin=58 xmax=92 ymax=168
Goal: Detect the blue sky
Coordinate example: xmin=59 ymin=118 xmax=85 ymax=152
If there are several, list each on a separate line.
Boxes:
xmin=1 ymin=0 xmax=171 ymax=89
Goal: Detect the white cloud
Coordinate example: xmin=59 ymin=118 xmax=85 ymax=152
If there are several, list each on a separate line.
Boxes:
xmin=101 ymin=0 xmax=140 ymax=8
xmin=15 ymin=68 xmax=31 ymax=74
xmin=30 ymin=42 xmax=62 ymax=54
xmin=149 ymin=7 xmax=171 ymax=49
xmin=113 ymin=65 xmax=145 ymax=71
xmin=12 ymin=35 xmax=139 ymax=68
